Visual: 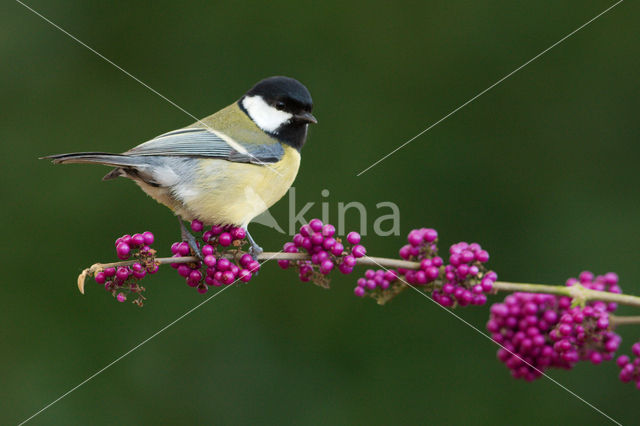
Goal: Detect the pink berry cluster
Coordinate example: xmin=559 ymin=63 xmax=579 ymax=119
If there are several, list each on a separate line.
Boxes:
xmin=488 ymin=271 xmax=621 ymax=381
xmin=567 ymin=271 xmax=622 ymax=311
xmin=170 ymin=220 xmax=260 ymax=294
xmin=433 ymin=242 xmax=494 ymax=307
xmin=548 ymin=305 xmax=620 ymax=365
xmin=354 ymin=269 xmax=399 ymax=297
xmin=354 ymin=228 xmax=438 ymax=300
xmin=95 ymin=231 xmax=158 ymax=306
xmin=278 ymin=219 xmax=366 ymax=287
xmin=617 ymin=342 xmax=640 ymax=389
xmin=354 ymin=228 xmax=496 ymax=307
xmin=115 ymin=231 xmax=155 ymax=260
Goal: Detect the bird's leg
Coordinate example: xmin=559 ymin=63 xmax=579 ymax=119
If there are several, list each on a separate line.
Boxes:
xmin=245 ymin=228 xmax=263 ymax=260
xmin=178 ymin=217 xmax=203 ymax=260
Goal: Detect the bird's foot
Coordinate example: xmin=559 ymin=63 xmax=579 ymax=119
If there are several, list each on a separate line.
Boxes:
xmin=248 ymin=243 xmax=263 ymax=261
xmin=245 ymin=229 xmax=263 ymax=261
xmin=179 ymin=218 xmax=203 ymax=260
xmin=247 ymin=244 xmax=262 ymax=277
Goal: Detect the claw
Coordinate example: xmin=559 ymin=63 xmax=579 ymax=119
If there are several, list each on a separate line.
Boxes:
xmin=249 ymin=244 xmax=263 ymax=259
xmin=246 ymin=229 xmax=263 ymax=261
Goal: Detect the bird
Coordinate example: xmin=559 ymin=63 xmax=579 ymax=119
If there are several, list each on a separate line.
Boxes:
xmin=42 ymin=76 xmax=317 ymax=258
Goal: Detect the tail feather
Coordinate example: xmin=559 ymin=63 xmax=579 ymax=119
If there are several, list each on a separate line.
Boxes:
xmin=42 ymin=152 xmax=161 ymax=186
xmin=41 ymin=152 xmax=144 ymax=168
xmin=102 ymin=168 xmax=125 ymax=181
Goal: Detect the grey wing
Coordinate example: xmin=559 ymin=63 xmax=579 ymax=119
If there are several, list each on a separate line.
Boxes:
xmin=125 ymin=128 xmax=284 ymax=164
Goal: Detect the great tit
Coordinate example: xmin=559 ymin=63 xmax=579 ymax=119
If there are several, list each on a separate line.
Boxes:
xmin=43 ymin=76 xmax=317 ymax=257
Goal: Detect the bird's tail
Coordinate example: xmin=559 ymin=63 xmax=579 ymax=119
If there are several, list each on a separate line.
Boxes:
xmin=41 ymin=152 xmax=151 ymax=181
xmin=41 ymin=152 xmax=143 ymax=167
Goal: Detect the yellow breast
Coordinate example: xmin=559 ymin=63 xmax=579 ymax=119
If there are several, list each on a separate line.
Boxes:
xmin=181 ymin=145 xmax=300 ymax=226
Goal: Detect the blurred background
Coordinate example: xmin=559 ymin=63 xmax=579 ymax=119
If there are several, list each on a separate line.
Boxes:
xmin=1 ymin=0 xmax=639 ymax=424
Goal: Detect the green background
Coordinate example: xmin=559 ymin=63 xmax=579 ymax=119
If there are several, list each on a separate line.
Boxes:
xmin=2 ymin=0 xmax=639 ymax=424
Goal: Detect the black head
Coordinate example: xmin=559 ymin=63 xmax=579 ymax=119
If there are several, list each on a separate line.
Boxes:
xmin=239 ymin=76 xmax=316 ymax=150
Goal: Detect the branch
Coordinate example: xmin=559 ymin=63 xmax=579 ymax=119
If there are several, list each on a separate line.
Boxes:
xmin=492 ymin=281 xmax=640 ymax=308
xmin=79 ymin=251 xmax=640 ymax=308
xmin=610 ymin=315 xmax=640 ymax=326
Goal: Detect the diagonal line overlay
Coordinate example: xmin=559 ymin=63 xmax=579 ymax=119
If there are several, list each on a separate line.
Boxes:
xmin=361 ymin=255 xmax=622 ymax=425
xmin=18 ymin=252 xmax=282 ymax=425
xmin=14 ymin=0 xmax=283 ymax=175
xmin=14 ymin=0 xmax=627 ymax=424
xmin=356 ymin=0 xmax=624 ymax=176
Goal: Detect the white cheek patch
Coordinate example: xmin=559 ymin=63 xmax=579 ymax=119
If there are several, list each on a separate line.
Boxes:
xmin=242 ymin=95 xmax=292 ymax=133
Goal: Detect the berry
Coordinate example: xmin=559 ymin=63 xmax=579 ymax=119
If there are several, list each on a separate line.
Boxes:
xmin=423 ymin=228 xmax=438 ymax=243
xmin=132 ymin=268 xmax=146 ymax=279
xmin=202 ymin=244 xmax=215 ymax=256
xmin=320 ymin=260 xmax=334 ymax=274
xmin=343 ymin=255 xmax=356 ymax=268
xmin=210 ymin=225 xmax=224 ymax=235
xmin=176 ymin=242 xmax=190 ymax=256
xmin=130 ymin=234 xmax=144 ymax=247
xmin=322 ymin=224 xmax=336 ymax=238
xmin=351 ymin=245 xmax=366 ymax=258
xmin=231 ymin=227 xmax=246 ymax=240
xmin=407 ymin=230 xmax=423 ymax=247
xmin=278 ymin=259 xmax=290 ymax=269
xmin=204 ymin=255 xmax=217 ymax=267
xmin=191 ymin=220 xmax=203 ymax=232
xmin=142 ymin=231 xmax=154 ymax=245
xmin=216 ymin=258 xmax=231 ymax=271
xmin=218 ymin=232 xmax=232 ymax=247
xmin=116 ymin=267 xmax=130 ymax=281
xmin=222 ymin=271 xmax=235 ymax=285
xmin=177 ymin=264 xmax=191 ymax=277
xmin=240 ymin=254 xmax=253 ymax=267
xmin=247 ymin=261 xmax=260 ymax=273
xmin=331 ymin=242 xmax=344 ymax=256
xmin=309 ymin=219 xmax=323 ymax=232
xmin=239 ymin=269 xmax=252 ymax=282
xmin=189 ymin=270 xmax=202 ymax=283
xmin=346 ymin=232 xmax=361 ymax=245
xmin=116 ymin=243 xmax=131 ymax=260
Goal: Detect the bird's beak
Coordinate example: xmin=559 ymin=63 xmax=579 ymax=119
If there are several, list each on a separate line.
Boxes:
xmin=294 ymin=112 xmax=318 ymax=124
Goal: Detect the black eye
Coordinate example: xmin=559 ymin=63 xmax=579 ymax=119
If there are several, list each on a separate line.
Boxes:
xmin=274 ymin=101 xmax=286 ymax=111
